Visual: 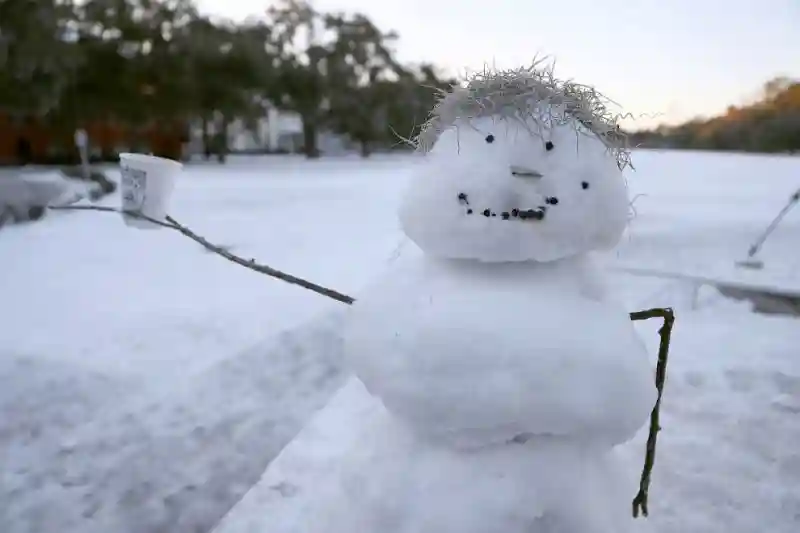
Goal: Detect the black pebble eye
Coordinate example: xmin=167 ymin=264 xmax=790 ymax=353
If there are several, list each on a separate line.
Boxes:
xmin=545 ymin=141 xmax=554 ymax=151
xmin=581 ymin=181 xmax=589 ymax=190
xmin=485 ymin=134 xmax=495 ymax=144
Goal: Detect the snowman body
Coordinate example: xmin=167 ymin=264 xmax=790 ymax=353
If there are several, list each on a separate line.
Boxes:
xmin=308 ymin=379 xmax=637 ymax=533
xmin=330 ymin=70 xmax=656 ymax=533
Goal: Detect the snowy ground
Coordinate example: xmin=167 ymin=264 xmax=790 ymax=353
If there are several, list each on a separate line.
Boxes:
xmin=1 ymin=151 xmax=799 ymax=533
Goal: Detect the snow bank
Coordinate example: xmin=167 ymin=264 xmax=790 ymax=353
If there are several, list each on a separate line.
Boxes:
xmin=1 ymin=151 xmax=798 ymax=533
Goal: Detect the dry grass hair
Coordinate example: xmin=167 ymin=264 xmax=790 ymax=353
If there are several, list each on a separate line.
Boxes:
xmin=414 ymin=58 xmax=634 ymax=170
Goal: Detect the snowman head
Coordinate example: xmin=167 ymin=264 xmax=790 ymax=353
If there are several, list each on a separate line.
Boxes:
xmin=399 ymin=63 xmax=633 ymax=263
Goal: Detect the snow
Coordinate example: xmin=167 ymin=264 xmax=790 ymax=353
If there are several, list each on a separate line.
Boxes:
xmin=0 ymin=170 xmax=100 ymax=215
xmin=212 ymin=378 xmax=640 ymax=533
xmin=613 ymin=150 xmax=800 ymax=283
xmin=1 ymin=313 xmax=348 ymax=532
xmin=0 ymin=150 xmax=798 ymax=533
xmin=0 ymin=155 xmax=412 ymax=532
xmin=400 ymin=116 xmax=630 ymax=262
xmin=345 ymin=251 xmax=655 ymax=450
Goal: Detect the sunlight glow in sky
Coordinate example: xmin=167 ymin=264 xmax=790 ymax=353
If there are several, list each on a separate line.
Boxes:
xmin=196 ymin=0 xmax=800 ymax=129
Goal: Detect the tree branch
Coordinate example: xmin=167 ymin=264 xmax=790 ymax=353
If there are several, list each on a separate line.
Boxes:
xmin=629 ymin=307 xmax=674 ymax=518
xmin=48 ymin=203 xmax=673 ymax=519
xmin=47 ymin=204 xmax=355 ymax=304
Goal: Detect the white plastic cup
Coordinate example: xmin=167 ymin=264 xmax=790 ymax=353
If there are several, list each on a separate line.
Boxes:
xmin=119 ymin=153 xmax=182 ymax=229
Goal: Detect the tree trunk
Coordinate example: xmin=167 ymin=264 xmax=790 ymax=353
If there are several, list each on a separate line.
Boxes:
xmin=301 ymin=115 xmax=320 ymax=159
xmin=360 ymin=139 xmax=370 ymax=158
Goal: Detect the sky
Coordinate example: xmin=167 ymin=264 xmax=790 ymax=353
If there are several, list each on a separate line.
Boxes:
xmin=195 ymin=0 xmax=800 ymax=129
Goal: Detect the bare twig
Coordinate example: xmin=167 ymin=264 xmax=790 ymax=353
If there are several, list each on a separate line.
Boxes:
xmin=47 ymin=204 xmax=355 ymax=304
xmin=629 ymin=307 xmax=675 ymax=518
xmin=48 ymin=202 xmax=673 ymax=518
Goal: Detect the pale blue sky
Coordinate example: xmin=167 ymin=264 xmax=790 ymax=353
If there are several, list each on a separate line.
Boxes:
xmin=196 ymin=0 xmax=800 ymax=129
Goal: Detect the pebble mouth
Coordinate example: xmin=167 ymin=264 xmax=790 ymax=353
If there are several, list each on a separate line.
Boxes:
xmin=458 ymin=192 xmax=547 ymax=221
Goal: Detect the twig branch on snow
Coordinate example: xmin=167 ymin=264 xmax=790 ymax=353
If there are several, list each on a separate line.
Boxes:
xmin=629 ymin=307 xmax=675 ymax=518
xmin=47 ymin=204 xmax=355 ymax=305
xmin=48 ymin=202 xmax=672 ymax=519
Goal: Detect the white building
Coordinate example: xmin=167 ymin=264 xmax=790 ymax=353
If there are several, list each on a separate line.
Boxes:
xmin=185 ymin=108 xmax=350 ymax=157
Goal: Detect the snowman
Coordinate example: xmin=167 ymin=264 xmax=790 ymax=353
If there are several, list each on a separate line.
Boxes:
xmin=311 ymin=64 xmax=657 ymax=533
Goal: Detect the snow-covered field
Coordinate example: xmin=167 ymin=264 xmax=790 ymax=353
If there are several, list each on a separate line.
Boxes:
xmin=1 ymin=151 xmax=798 ymax=533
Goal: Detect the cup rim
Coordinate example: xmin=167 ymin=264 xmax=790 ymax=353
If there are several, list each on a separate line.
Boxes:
xmin=119 ymin=152 xmax=183 ymax=169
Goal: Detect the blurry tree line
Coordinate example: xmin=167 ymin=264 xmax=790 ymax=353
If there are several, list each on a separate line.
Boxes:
xmin=0 ymin=0 xmax=455 ymax=160
xmin=628 ymin=77 xmax=800 ymax=154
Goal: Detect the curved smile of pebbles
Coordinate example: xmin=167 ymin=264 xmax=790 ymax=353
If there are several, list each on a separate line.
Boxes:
xmin=457 ymin=193 xmax=547 ymax=221
xmin=476 ymin=207 xmax=547 ymax=221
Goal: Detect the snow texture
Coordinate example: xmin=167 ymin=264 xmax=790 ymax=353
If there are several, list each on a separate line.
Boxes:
xmin=1 ymin=311 xmax=349 ymax=533
xmin=0 ymin=151 xmax=799 ymax=533
xmin=212 ymin=151 xmax=800 ymax=533
xmin=275 ymin=379 xmax=638 ymax=533
xmin=400 ymin=115 xmax=629 ymax=262
xmin=0 ymin=171 xmax=71 ymax=208
xmin=346 ymin=251 xmax=655 ymax=449
xmin=0 ymin=170 xmax=100 ymax=217
xmin=0 ymin=156 xmax=412 ymax=533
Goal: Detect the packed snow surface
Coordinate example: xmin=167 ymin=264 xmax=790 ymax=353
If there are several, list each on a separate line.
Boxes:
xmin=0 ymin=151 xmax=798 ymax=533
xmin=345 ymin=252 xmax=655 ymax=449
xmin=274 ymin=379 xmax=638 ymax=533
